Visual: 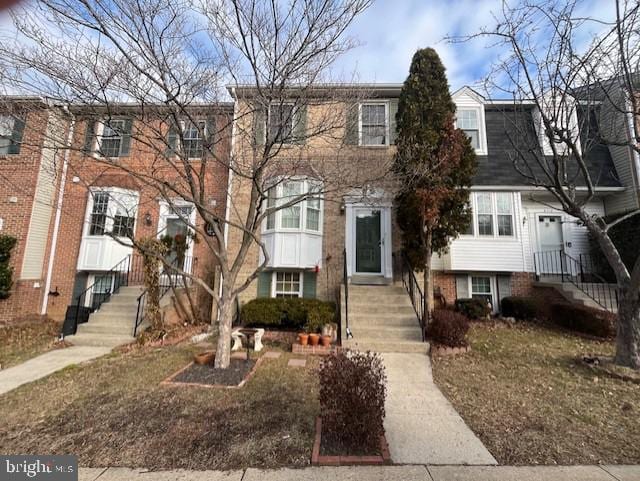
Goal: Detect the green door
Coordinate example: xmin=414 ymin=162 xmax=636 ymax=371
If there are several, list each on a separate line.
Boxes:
xmin=355 ymin=209 xmax=382 ymax=273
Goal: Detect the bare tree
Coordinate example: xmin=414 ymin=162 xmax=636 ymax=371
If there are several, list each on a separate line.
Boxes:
xmin=451 ymin=0 xmax=640 ymax=368
xmin=0 ymin=0 xmax=373 ymax=368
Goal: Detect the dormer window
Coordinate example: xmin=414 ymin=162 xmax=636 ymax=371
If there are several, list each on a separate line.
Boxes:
xmin=457 ymin=109 xmax=480 ymax=149
xmin=360 ymin=103 xmax=388 ymax=146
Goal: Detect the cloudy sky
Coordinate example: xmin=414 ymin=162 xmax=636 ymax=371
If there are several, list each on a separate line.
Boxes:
xmin=333 ymin=0 xmax=616 ymax=90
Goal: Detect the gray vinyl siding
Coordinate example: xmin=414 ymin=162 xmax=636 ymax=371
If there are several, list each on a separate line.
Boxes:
xmin=20 ymin=111 xmax=65 ymax=279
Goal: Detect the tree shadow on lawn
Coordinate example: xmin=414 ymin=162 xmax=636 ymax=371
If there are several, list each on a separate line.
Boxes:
xmin=0 ymin=348 xmax=320 ymax=471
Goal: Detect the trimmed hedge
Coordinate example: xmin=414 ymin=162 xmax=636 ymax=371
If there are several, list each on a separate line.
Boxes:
xmin=240 ymin=297 xmax=336 ymax=331
xmin=550 ymin=303 xmax=616 ymax=338
xmin=0 ymin=235 xmax=17 ymax=300
xmin=501 ymin=296 xmax=538 ymax=320
xmin=428 ymin=308 xmax=470 ymax=347
xmin=455 ymin=297 xmax=491 ymax=319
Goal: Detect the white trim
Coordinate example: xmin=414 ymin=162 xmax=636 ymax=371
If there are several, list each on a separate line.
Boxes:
xmin=455 ymin=105 xmax=488 ymax=155
xmin=358 ymin=101 xmax=390 ymax=147
xmin=157 ymin=199 xmax=197 ymax=266
xmin=270 ymin=270 xmax=303 ymax=298
xmin=262 ymin=178 xmax=324 ymax=235
xmin=461 ymin=192 xmax=517 ymax=240
xmin=468 ymin=274 xmax=497 ymax=313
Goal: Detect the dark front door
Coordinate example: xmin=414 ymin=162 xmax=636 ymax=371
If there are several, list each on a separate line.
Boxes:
xmin=355 ymin=209 xmax=382 ymax=273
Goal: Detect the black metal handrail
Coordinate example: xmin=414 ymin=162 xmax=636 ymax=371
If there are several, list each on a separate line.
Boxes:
xmin=342 ymin=248 xmax=352 ymax=341
xmin=534 ymin=250 xmax=619 ymax=312
xmin=400 ymin=253 xmax=426 ymax=341
xmin=61 ymin=255 xmax=132 ymax=337
xmin=133 ymin=256 xmax=197 ymax=336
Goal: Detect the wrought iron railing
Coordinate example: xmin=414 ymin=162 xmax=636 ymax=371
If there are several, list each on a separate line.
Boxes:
xmin=133 ymin=256 xmax=197 ymax=336
xmin=61 ymin=255 xmax=132 ymax=337
xmin=342 ymin=248 xmax=352 ymax=341
xmin=400 ymin=253 xmax=426 ymax=341
xmin=534 ymin=250 xmax=619 ymax=312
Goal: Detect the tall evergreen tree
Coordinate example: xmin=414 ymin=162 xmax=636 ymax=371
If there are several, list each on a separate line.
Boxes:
xmin=394 ymin=48 xmax=477 ymax=323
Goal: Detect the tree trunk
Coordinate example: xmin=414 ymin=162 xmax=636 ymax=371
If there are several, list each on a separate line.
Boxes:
xmin=214 ymin=294 xmax=234 ymax=369
xmin=424 ymin=229 xmax=434 ymax=323
xmin=615 ymin=291 xmax=640 ymax=369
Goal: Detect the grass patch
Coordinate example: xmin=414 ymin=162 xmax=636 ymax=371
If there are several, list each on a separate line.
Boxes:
xmin=432 ymin=322 xmax=640 ymax=465
xmin=0 ymin=344 xmax=320 ymax=470
xmin=0 ymin=318 xmax=63 ymax=368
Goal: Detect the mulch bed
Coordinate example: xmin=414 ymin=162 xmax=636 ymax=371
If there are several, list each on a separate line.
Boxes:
xmin=162 ymin=358 xmax=260 ymax=388
xmin=311 ymin=417 xmax=391 ymax=466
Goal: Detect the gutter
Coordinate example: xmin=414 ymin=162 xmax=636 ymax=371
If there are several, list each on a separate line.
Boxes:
xmin=41 ymin=112 xmax=75 ymax=315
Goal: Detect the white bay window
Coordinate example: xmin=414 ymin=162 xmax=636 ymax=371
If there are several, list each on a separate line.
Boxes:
xmin=464 ymin=192 xmax=515 ymax=239
xmin=264 ymin=179 xmax=323 ymax=233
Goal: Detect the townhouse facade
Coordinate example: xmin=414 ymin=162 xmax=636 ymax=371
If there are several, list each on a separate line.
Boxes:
xmin=0 ymin=99 xmax=232 ymax=325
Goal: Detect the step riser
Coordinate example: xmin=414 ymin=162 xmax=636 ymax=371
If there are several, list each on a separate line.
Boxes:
xmin=77 ymin=324 xmax=133 ymax=335
xmin=348 ymin=319 xmax=419 ymax=329
xmin=343 ymin=340 xmax=429 ymax=354
xmin=348 ymin=305 xmax=415 ymax=315
xmin=349 ymin=331 xmax=423 ymax=342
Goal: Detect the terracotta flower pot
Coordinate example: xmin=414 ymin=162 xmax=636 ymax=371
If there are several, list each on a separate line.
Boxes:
xmin=320 ymin=335 xmax=331 ymax=347
xmin=298 ymin=333 xmax=309 ymax=346
xmin=309 ymin=333 xmax=320 ymax=346
xmin=194 ymin=351 xmax=215 ymax=365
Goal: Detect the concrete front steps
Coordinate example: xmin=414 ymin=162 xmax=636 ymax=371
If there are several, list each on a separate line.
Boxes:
xmin=66 ymin=285 xmax=144 ymax=348
xmin=341 ymin=284 xmax=429 ymax=354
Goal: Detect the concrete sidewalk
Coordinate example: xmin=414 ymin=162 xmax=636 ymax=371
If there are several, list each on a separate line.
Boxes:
xmin=382 ymin=353 xmax=496 ymax=465
xmin=0 ymin=346 xmax=111 ymax=395
xmin=79 ymin=465 xmax=640 ymax=481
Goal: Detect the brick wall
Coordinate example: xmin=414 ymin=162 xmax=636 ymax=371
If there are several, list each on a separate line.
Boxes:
xmin=510 ymin=272 xmax=536 ymax=297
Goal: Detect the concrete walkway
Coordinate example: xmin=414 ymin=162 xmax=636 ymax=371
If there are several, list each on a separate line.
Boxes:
xmin=79 ymin=465 xmax=640 ymax=481
xmin=0 ymin=346 xmax=111 ymax=395
xmin=382 ymin=353 xmax=496 ymax=465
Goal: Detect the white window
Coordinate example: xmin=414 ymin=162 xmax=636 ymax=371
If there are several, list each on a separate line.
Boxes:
xmin=89 ymin=192 xmax=110 ymax=236
xmin=465 ymin=192 xmax=515 ymax=238
xmin=273 ymin=271 xmax=302 ymax=298
xmin=471 ymin=276 xmax=493 ymax=308
xmin=360 ymin=103 xmax=388 ymax=146
xmin=87 ymin=189 xmax=138 ymax=238
xmin=182 ymin=121 xmax=205 ymax=159
xmin=476 ymin=193 xmax=494 ymax=236
xmin=99 ymin=119 xmax=125 ymax=157
xmin=269 ymin=104 xmax=295 ymax=143
xmin=0 ymin=115 xmax=15 ymax=155
xmin=263 ymin=179 xmax=323 ymax=233
xmin=457 ymin=109 xmax=480 ymax=149
xmin=496 ymin=193 xmax=514 ymax=236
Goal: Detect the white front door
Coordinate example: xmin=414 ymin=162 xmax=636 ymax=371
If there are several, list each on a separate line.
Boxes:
xmin=157 ymin=202 xmax=196 ymax=276
xmin=538 ymin=215 xmax=564 ymax=274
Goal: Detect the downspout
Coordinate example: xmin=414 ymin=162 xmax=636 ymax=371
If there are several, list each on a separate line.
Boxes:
xmin=218 ymin=89 xmax=237 ymax=313
xmin=41 ymin=111 xmax=75 ymax=315
xmin=625 ymin=97 xmax=640 ymax=209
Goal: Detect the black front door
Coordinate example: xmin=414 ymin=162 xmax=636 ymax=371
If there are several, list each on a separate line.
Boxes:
xmin=355 ymin=209 xmax=382 ymax=273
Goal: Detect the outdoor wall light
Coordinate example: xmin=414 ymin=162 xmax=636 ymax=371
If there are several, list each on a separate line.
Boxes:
xmin=340 ymin=201 xmax=345 ymax=215
xmin=144 ymin=212 xmax=153 ymax=226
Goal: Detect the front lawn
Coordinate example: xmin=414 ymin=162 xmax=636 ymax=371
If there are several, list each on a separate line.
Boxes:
xmin=0 ymin=344 xmax=320 ymax=470
xmin=0 ymin=317 xmax=62 ymax=368
xmin=432 ymin=322 xmax=640 ymax=465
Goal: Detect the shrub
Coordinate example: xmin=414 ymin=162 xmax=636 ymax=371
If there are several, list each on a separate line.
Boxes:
xmin=319 ymin=351 xmax=387 ymax=454
xmin=0 ymin=235 xmax=17 ymax=300
xmin=501 ymin=296 xmax=538 ymax=320
xmin=550 ymin=303 xmax=616 ymax=338
xmin=240 ymin=298 xmax=336 ymax=331
xmin=454 ymin=297 xmax=491 ymax=319
xmin=428 ymin=308 xmax=470 ymax=347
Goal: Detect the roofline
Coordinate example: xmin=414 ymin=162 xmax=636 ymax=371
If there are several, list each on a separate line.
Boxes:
xmin=472 ymin=185 xmax=625 ymax=193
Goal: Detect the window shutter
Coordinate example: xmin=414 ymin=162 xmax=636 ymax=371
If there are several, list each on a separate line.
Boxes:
xmin=455 ymin=275 xmax=469 ymax=299
xmin=254 ymin=104 xmax=266 ymax=146
xmin=166 ymin=124 xmax=178 ymax=157
xmin=257 ymin=271 xmax=272 ymax=298
xmin=8 ymin=117 xmax=25 ymax=154
xmin=389 ymin=99 xmax=399 ymax=145
xmin=293 ymin=105 xmax=307 ymax=144
xmin=119 ymin=118 xmax=133 ymax=156
xmin=83 ymin=119 xmax=96 ymax=155
xmin=303 ymin=271 xmax=317 ymax=298
xmin=345 ymin=103 xmax=359 ymax=145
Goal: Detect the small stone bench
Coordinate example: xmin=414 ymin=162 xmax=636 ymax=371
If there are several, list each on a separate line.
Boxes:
xmin=231 ymin=328 xmax=265 ymax=352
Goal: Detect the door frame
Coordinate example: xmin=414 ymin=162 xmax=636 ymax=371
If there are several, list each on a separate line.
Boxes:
xmin=353 ymin=207 xmax=383 ymax=275
xmin=534 ymin=213 xmax=566 ymax=275
xmin=344 ymin=196 xmax=392 ymax=280
xmin=157 ymin=200 xmax=197 ymax=274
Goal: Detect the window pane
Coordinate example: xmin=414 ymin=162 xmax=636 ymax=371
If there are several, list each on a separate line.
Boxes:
xmin=100 ymin=120 xmax=124 ymax=157
xmin=478 ymin=214 xmax=493 ymax=236
xmin=112 ymin=215 xmax=134 ymax=237
xmin=275 ymin=271 xmax=300 ymax=297
xmin=361 ymin=104 xmax=387 ymax=145
xmin=463 ymin=129 xmax=479 ymax=148
xmin=183 ymin=121 xmax=204 ymax=159
xmin=266 ymin=188 xmax=276 ymax=230
xmin=458 ymin=109 xmax=478 ymax=129
xmin=89 ymin=192 xmax=109 ymax=235
xmin=498 ymin=215 xmax=513 ymax=236
xmin=269 ymin=104 xmax=294 ymax=142
xmin=496 ymin=193 xmax=512 ymax=213
xmin=306 ymin=204 xmax=320 ymax=231
xmin=476 ymin=193 xmax=492 ymax=214
xmin=281 ymin=206 xmax=300 ymax=228
xmin=471 ymin=276 xmax=491 ymax=294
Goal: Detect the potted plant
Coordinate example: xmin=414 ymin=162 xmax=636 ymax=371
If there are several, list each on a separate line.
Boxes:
xmin=298 ymin=332 xmax=309 ymax=346
xmin=194 ymin=351 xmax=215 ymax=365
xmin=306 ymin=314 xmax=323 ymax=347
xmin=320 ymin=334 xmax=331 ymax=347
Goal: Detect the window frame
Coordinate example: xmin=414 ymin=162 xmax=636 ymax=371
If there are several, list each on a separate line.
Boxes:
xmin=457 ymin=108 xmax=480 ymax=149
xmin=85 ymin=187 xmax=138 ymax=239
xmin=271 ymin=270 xmax=303 ymax=298
xmin=0 ymin=115 xmax=16 ymax=155
xmin=95 ymin=119 xmax=126 ymax=158
xmin=454 ymin=105 xmax=487 ymax=155
xmin=181 ymin=119 xmax=206 ymax=160
xmin=262 ymin=178 xmax=323 ymax=235
xmin=462 ymin=192 xmax=516 ymax=240
xmin=268 ymin=102 xmax=296 ymax=145
xmin=359 ymin=101 xmax=390 ymax=147
xmin=469 ymin=275 xmax=494 ymax=310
